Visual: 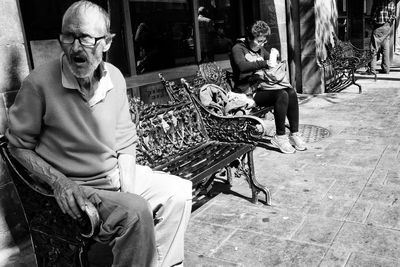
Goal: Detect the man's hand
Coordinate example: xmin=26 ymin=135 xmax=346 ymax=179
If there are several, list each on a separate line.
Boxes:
xmin=52 ymin=177 xmax=88 ymax=220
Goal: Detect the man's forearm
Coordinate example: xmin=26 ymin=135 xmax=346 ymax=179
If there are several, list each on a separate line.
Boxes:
xmin=118 ymin=151 xmax=136 ymax=193
xmin=8 ymin=145 xmax=67 ymax=188
xmin=8 ymin=145 xmax=90 ymax=219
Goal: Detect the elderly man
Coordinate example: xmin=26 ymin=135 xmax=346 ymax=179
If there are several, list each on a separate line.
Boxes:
xmin=5 ymin=1 xmax=192 ymax=266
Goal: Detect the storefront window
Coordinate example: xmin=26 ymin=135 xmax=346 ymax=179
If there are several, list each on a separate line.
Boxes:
xmin=128 ymin=0 xmax=240 ymax=74
xmin=198 ymin=0 xmax=238 ymax=62
xmin=130 ymin=0 xmax=195 ymax=74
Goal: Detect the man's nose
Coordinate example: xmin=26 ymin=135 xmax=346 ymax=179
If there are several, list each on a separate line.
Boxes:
xmin=71 ymin=38 xmax=82 ymax=51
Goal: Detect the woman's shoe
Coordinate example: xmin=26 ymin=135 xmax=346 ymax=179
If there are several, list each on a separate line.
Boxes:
xmin=271 ymin=134 xmax=296 ymax=154
xmin=289 ymin=132 xmax=307 ymax=151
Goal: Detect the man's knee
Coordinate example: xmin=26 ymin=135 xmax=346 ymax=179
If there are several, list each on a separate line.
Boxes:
xmin=169 ymin=179 xmax=192 ymax=203
xmin=105 ymin=195 xmax=152 ymax=229
xmin=95 ymin=193 xmax=154 ymax=243
xmin=123 ymin=195 xmax=154 ymax=224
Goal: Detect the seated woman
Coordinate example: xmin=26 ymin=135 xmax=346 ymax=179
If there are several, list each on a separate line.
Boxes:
xmin=230 ymin=20 xmax=306 ymax=154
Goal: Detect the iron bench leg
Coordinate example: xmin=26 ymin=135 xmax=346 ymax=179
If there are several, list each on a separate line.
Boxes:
xmin=350 ymin=70 xmax=362 ymax=93
xmin=241 ymin=151 xmax=271 ymax=205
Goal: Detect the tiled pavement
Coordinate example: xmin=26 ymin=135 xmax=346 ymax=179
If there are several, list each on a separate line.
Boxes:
xmin=1 ymin=58 xmax=400 ymax=266
xmin=184 ymin=60 xmax=400 ymax=266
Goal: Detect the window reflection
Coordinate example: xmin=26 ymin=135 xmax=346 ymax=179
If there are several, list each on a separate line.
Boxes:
xmin=198 ymin=0 xmax=236 ymax=62
xmin=131 ymin=0 xmax=195 ymax=74
xmin=130 ymin=0 xmax=239 ymax=74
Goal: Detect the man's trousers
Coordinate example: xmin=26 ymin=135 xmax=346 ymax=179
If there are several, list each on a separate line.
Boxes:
xmin=369 ymin=22 xmax=392 ymax=73
xmin=82 ymin=165 xmax=193 ymax=267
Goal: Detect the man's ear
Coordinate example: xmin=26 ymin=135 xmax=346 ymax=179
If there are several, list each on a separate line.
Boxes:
xmin=103 ymin=33 xmax=116 ymax=52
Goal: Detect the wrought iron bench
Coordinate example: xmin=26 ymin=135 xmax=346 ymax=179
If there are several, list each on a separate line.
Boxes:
xmin=0 ymin=87 xmax=271 ymax=266
xmin=159 ymin=69 xmax=276 ymax=149
xmin=320 ymin=36 xmax=376 ymax=93
xmin=129 ymin=97 xmax=270 ymax=205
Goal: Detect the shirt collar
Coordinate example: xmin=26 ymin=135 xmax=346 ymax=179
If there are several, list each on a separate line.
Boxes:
xmin=60 ymin=53 xmax=114 ymax=107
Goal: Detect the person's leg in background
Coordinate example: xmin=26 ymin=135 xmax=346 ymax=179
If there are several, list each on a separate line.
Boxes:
xmin=369 ymin=23 xmax=392 ymax=73
xmin=254 ymin=89 xmax=295 ymax=153
xmin=133 ymin=165 xmax=193 ymax=267
xmin=285 ymin=87 xmax=306 ymax=151
xmin=381 ymin=33 xmax=391 ymax=73
xmin=284 ymin=87 xmax=299 ymax=134
xmin=254 ymin=89 xmax=287 ymax=135
xmin=369 ymin=27 xmax=381 ymax=73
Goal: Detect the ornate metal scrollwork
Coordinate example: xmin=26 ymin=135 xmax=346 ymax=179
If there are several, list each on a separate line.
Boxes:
xmin=129 ymin=99 xmax=208 ymax=168
xmin=0 ymin=136 xmax=99 ymax=266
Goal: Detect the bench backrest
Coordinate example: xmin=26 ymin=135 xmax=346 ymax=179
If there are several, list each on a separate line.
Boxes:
xmin=161 ymin=63 xmax=231 ymax=102
xmin=129 ymin=97 xmax=209 ymax=169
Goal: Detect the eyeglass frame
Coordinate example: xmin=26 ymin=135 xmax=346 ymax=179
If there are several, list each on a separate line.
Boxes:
xmin=59 ymin=33 xmax=108 ymax=48
xmin=253 ymin=38 xmax=268 ymax=46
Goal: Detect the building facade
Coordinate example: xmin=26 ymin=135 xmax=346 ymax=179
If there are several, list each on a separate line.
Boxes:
xmin=2 ymin=0 xmax=398 ymax=264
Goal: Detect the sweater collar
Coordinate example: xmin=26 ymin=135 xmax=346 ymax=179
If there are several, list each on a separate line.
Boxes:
xmin=60 ymin=53 xmax=114 ymax=107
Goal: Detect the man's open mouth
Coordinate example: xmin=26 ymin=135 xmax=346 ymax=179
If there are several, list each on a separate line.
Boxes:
xmin=72 ymin=55 xmax=87 ymax=64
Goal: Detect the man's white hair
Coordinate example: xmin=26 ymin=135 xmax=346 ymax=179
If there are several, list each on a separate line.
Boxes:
xmin=62 ymin=1 xmax=111 ymax=34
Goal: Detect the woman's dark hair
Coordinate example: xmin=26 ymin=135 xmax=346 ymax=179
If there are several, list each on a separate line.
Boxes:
xmin=245 ymin=20 xmax=271 ymax=40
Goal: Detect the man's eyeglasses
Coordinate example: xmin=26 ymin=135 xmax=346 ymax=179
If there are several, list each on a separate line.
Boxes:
xmin=59 ymin=34 xmax=106 ymax=47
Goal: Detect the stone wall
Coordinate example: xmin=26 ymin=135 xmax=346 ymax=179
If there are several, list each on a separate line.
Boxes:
xmin=0 ymin=0 xmax=35 ymax=265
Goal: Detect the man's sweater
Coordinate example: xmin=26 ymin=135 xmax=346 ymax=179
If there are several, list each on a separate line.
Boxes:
xmin=6 ymin=58 xmax=137 ymax=190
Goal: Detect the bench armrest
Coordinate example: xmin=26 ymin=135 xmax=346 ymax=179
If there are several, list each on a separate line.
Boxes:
xmin=181 ymin=79 xmax=265 ymax=144
xmin=0 ymin=135 xmax=100 ymax=240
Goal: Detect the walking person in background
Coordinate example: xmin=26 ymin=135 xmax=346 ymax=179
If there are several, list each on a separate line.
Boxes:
xmin=198 ymin=6 xmax=215 ymax=63
xmin=230 ymin=20 xmax=306 ymax=154
xmin=369 ymin=0 xmax=396 ymax=74
xmin=5 ymin=1 xmax=192 ymax=266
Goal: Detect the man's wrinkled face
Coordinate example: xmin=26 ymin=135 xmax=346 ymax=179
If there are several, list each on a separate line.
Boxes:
xmin=60 ymin=9 xmax=111 ymax=78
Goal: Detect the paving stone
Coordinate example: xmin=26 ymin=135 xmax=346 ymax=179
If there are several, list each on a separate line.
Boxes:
xmin=1 ymin=240 xmax=36 ymax=267
xmin=348 ymin=153 xmax=382 ymax=168
xmin=271 ymin=185 xmax=326 ymax=212
xmin=384 ymin=170 xmax=400 ymax=186
xmin=184 ymin=251 xmax=239 ymax=267
xmin=306 ymin=196 xmax=356 ymax=220
xmin=339 ymin=126 xmax=393 ymax=138
xmin=191 ymin=200 xmax=304 ymax=239
xmin=376 ymin=144 xmax=400 ymax=169
xmin=369 ymin=168 xmax=390 ymax=185
xmin=326 ymin=176 xmax=369 ymax=199
xmin=345 ymin=200 xmax=373 ymax=223
xmin=319 ymin=247 xmax=350 ymax=267
xmin=346 ymin=252 xmax=400 ymax=267
xmin=184 ymin=220 xmax=236 ymax=256
xmin=365 ymin=203 xmax=400 ymax=230
xmin=359 ymin=184 xmax=400 ymax=205
xmin=292 ymin=216 xmax=343 ymax=245
xmin=211 ymin=230 xmax=326 ymax=266
xmin=332 ymin=222 xmax=400 ymax=259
